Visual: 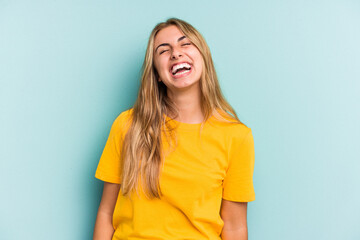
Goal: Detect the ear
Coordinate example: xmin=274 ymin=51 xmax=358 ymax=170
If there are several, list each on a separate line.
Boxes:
xmin=158 ymin=77 xmax=162 ymax=82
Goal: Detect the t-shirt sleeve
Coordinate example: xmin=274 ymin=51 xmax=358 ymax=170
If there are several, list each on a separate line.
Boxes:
xmin=223 ymin=128 xmax=255 ymax=202
xmin=95 ymin=113 xmax=126 ymax=184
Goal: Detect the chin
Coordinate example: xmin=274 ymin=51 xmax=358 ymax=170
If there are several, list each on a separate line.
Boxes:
xmin=173 ymin=79 xmax=200 ymax=89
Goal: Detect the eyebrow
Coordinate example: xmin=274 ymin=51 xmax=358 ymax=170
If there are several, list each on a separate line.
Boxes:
xmin=155 ymin=35 xmax=187 ymax=53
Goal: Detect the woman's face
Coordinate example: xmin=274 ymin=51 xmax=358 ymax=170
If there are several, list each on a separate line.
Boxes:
xmin=153 ymin=25 xmax=203 ymax=92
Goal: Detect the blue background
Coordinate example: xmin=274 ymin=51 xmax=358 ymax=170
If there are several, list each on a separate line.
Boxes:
xmin=1 ymin=0 xmax=359 ymax=239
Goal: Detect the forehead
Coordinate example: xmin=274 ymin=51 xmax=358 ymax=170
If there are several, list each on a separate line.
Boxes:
xmin=154 ymin=25 xmax=185 ymax=46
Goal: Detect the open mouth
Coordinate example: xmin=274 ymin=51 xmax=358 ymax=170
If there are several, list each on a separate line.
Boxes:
xmin=171 ymin=62 xmax=192 ymax=76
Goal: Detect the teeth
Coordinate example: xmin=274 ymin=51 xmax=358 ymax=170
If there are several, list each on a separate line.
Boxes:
xmin=172 ymin=63 xmax=191 ymax=74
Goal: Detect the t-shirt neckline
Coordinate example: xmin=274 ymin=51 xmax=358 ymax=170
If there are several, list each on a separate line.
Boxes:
xmin=164 ymin=114 xmax=215 ymax=131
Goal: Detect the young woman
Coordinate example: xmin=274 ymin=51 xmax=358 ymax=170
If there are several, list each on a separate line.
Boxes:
xmin=93 ymin=18 xmax=255 ymax=240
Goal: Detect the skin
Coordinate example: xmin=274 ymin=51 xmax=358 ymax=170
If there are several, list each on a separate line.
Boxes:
xmin=153 ymin=25 xmax=204 ymax=124
xmin=220 ymin=201 xmax=249 ymax=240
xmin=93 ymin=25 xmax=249 ymax=240
xmin=93 ymin=182 xmax=120 ymax=240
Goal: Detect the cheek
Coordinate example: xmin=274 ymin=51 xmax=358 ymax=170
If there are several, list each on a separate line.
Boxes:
xmin=154 ymin=60 xmax=170 ymax=81
xmin=153 ymin=60 xmax=163 ymax=76
xmin=153 ymin=57 xmax=159 ymax=70
xmin=155 ymin=59 xmax=167 ymax=72
xmin=193 ymin=54 xmax=204 ymax=73
xmin=189 ymin=49 xmax=203 ymax=67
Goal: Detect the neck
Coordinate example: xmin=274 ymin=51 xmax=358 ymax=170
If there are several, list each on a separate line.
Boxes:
xmin=167 ymin=84 xmax=203 ymax=124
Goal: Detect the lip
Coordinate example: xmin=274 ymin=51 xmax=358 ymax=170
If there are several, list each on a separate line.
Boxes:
xmin=172 ymin=67 xmax=192 ymax=79
xmin=169 ymin=61 xmax=192 ymax=73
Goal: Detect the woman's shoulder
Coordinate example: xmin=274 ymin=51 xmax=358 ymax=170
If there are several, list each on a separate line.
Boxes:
xmin=210 ymin=111 xmax=251 ymax=137
xmin=207 ymin=119 xmax=252 ymax=151
xmin=212 ymin=119 xmax=251 ymax=138
xmin=111 ymin=108 xmax=133 ymax=131
xmin=117 ymin=108 xmax=133 ymax=121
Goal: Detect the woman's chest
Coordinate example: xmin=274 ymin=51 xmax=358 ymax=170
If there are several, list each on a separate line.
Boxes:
xmin=160 ymin=131 xmax=229 ymax=199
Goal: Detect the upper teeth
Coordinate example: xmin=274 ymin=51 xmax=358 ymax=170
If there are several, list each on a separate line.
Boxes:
xmin=172 ymin=63 xmax=191 ymax=74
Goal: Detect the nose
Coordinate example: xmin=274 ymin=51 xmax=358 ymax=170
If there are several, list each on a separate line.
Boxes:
xmin=171 ymin=48 xmax=183 ymax=60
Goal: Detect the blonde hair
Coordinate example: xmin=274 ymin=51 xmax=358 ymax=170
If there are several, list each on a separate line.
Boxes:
xmin=120 ymin=18 xmax=241 ymax=198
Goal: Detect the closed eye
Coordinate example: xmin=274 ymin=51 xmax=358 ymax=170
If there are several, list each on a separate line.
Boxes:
xmin=159 ymin=49 xmax=168 ymax=55
xmin=182 ymin=43 xmax=191 ymax=46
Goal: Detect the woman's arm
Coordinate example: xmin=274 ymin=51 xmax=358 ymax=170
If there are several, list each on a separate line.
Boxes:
xmin=220 ymin=199 xmax=248 ymax=240
xmin=93 ymin=182 xmax=121 ymax=240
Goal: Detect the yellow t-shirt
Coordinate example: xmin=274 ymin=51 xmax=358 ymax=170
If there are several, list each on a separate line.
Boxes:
xmin=95 ymin=109 xmax=255 ymax=240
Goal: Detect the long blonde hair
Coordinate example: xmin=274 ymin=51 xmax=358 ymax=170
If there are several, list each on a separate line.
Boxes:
xmin=120 ymin=18 xmax=241 ymax=198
